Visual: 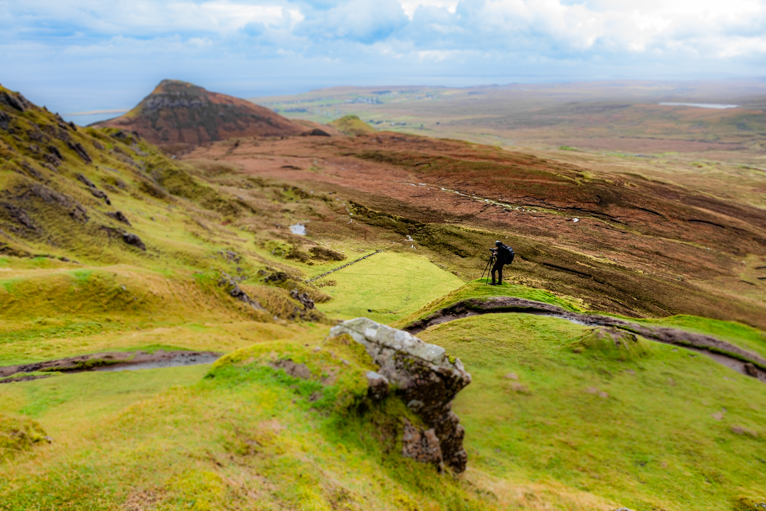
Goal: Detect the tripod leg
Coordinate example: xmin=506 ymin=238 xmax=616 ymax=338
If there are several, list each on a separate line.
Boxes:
xmin=480 ymin=256 xmax=492 ymax=283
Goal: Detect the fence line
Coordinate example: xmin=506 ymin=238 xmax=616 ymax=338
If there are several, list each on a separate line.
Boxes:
xmin=306 ymin=249 xmax=385 ymax=283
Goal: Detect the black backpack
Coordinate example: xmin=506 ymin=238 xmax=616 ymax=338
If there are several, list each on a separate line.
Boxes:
xmin=498 ymin=244 xmax=515 ymax=264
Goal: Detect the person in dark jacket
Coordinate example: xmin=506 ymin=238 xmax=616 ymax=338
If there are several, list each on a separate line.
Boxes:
xmin=490 ymin=240 xmax=514 ymax=285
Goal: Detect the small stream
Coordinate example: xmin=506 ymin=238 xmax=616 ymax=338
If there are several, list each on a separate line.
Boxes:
xmin=0 ymin=350 xmax=222 ymax=382
xmin=95 ymin=352 xmax=221 ymax=372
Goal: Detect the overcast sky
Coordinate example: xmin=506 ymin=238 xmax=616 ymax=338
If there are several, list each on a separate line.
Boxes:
xmin=2 ymin=0 xmax=766 ymax=116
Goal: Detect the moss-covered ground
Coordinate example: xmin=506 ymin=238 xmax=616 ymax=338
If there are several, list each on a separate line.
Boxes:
xmin=3 ymin=314 xmax=765 ymax=510
xmin=396 ymin=279 xmax=587 ymax=328
xmin=421 ymin=315 xmax=766 ymax=511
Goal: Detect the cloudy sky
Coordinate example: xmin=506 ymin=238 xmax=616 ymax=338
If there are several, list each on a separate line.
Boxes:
xmin=2 ymin=0 xmax=765 ymax=116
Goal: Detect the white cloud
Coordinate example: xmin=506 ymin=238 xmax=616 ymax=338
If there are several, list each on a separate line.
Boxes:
xmin=2 ymin=0 xmax=766 ymax=114
xmin=297 ymin=0 xmax=408 ymax=43
xmin=1 ymin=0 xmax=299 ymax=36
xmin=3 ymin=0 xmax=766 ymax=55
xmin=399 ymin=0 xmax=458 ymax=18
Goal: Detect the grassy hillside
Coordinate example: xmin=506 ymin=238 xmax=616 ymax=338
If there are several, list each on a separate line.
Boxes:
xmin=329 ymin=115 xmax=377 ymax=136
xmin=3 ymin=314 xmax=764 ymax=510
xmin=421 ymin=315 xmax=766 ymax=511
xmin=315 ymin=251 xmax=464 ymax=322
xmin=2 ymin=84 xmax=766 ymax=510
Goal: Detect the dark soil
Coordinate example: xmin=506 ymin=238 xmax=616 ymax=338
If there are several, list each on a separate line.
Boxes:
xmin=0 ymin=350 xmax=222 ymax=379
xmin=0 ymin=374 xmax=53 ymax=384
xmin=404 ymin=297 xmax=766 ymax=382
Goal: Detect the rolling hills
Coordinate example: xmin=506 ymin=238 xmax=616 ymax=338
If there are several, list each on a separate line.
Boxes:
xmin=1 ymin=81 xmax=766 ymax=511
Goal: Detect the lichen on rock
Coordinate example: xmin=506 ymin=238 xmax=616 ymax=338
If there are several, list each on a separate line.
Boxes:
xmin=329 ymin=317 xmax=471 ymax=473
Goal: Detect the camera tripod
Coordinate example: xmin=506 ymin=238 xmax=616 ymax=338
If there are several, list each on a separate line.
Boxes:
xmin=480 ymin=253 xmax=496 ymax=284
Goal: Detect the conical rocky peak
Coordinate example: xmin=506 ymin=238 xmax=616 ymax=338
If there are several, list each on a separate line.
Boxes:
xmin=95 ymin=79 xmax=306 ymax=148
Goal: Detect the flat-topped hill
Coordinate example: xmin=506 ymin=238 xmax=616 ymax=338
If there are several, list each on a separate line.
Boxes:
xmin=94 ymin=80 xmax=306 ymax=147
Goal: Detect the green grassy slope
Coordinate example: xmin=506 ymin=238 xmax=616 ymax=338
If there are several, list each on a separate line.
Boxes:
xmin=316 ymin=251 xmax=464 ymax=323
xmin=399 ymin=280 xmax=766 ymax=359
xmin=421 ymin=315 xmax=766 ymax=511
xmin=2 ymin=314 xmax=764 ymax=510
xmin=2 ymin=84 xmax=766 ymax=511
xmin=396 ymin=279 xmax=587 ymax=328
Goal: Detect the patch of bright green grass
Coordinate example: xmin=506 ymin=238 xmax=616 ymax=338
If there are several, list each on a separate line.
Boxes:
xmin=420 ymin=314 xmax=766 ymax=511
xmin=316 ymin=251 xmax=464 ymax=323
xmin=0 ymin=365 xmax=210 ymax=431
xmin=8 ymin=315 xmax=763 ymax=510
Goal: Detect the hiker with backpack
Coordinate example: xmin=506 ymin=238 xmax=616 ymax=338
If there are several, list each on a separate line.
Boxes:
xmin=490 ymin=240 xmax=514 ymax=286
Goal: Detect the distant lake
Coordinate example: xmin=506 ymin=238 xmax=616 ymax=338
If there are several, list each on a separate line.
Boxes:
xmin=659 ymin=102 xmax=739 ymax=109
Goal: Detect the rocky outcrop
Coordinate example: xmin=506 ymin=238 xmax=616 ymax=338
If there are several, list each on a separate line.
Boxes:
xmin=76 ymin=174 xmax=110 ymax=204
xmin=0 ymin=90 xmax=31 ymax=112
xmin=217 ymin=271 xmax=265 ymax=311
xmin=106 ymin=211 xmax=131 ymax=226
xmin=67 ymin=141 xmax=92 ymax=164
xmin=329 ymin=317 xmax=471 ymax=473
xmin=290 ymin=289 xmax=315 ymax=310
xmin=122 ymin=232 xmax=146 ymax=251
xmin=0 ymin=111 xmax=10 ymax=131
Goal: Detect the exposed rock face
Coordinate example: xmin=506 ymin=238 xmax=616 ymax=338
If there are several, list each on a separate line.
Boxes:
xmin=122 ymin=232 xmax=146 ymax=251
xmin=329 ymin=317 xmax=471 ymax=473
xmin=76 ymin=174 xmax=110 ymax=204
xmin=0 ymin=90 xmax=31 ymax=112
xmin=366 ymin=371 xmax=390 ymax=402
xmin=67 ymin=141 xmax=92 ymax=163
xmin=217 ymin=271 xmax=265 ymax=311
xmin=290 ymin=289 xmax=315 ymax=310
xmin=0 ymin=111 xmax=10 ymax=130
xmin=402 ymin=419 xmax=443 ymax=466
xmin=94 ymin=80 xmax=307 ymax=147
xmin=106 ymin=211 xmax=131 ymax=226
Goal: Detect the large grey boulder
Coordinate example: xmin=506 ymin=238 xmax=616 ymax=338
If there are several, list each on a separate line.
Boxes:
xmin=329 ymin=317 xmax=471 ymax=473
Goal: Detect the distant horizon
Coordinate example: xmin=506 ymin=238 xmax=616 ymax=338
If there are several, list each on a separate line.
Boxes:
xmin=35 ymin=74 xmax=765 ymax=127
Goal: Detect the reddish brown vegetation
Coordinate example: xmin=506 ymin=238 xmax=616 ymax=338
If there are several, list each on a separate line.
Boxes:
xmin=95 ymin=80 xmax=306 ymax=148
xmin=186 ymin=132 xmax=766 ymax=328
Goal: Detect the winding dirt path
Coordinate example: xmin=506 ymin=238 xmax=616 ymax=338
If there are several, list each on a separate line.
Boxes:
xmin=404 ymin=297 xmax=766 ymax=382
